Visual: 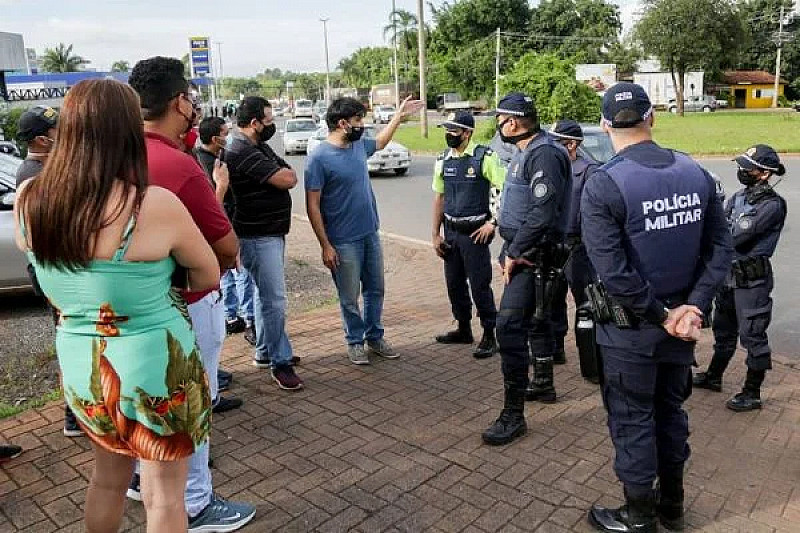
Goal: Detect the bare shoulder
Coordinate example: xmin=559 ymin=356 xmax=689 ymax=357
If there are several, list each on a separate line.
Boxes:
xmin=140 ymin=186 xmax=184 ymax=214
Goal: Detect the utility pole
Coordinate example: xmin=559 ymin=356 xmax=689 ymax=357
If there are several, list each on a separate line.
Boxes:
xmin=320 ymin=18 xmax=331 ymax=107
xmin=417 ymin=0 xmax=427 ymax=138
xmin=772 ymin=4 xmax=786 ymax=108
xmin=392 ymin=0 xmax=400 ymax=109
xmin=495 ymin=27 xmax=501 ymax=109
xmin=215 ymin=41 xmax=224 ymax=112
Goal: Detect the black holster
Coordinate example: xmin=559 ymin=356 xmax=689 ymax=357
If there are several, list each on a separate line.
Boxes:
xmin=528 ymin=243 xmax=572 ymax=321
xmin=575 ymin=303 xmax=603 ymax=384
xmin=731 ymin=256 xmax=770 ymax=287
xmin=585 ymin=281 xmax=636 ymax=329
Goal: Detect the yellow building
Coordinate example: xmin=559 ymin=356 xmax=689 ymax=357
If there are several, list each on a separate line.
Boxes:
xmin=723 ymin=71 xmax=787 ymax=109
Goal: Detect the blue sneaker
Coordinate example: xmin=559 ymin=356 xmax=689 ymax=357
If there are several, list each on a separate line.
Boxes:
xmin=188 ymin=494 xmax=256 ymax=532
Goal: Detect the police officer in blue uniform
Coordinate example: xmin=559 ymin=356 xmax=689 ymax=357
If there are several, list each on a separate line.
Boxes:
xmin=432 ymin=111 xmax=507 ymax=358
xmin=694 ymin=145 xmax=787 ymax=412
xmin=481 ymin=93 xmax=572 ymax=445
xmin=581 ymin=83 xmax=732 ymax=533
xmin=548 ymin=120 xmax=600 ymax=369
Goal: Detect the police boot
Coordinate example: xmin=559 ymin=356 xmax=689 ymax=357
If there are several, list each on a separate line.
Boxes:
xmin=473 ymin=328 xmax=497 ymax=359
xmin=526 ymin=355 xmax=557 ymax=403
xmin=553 ymin=337 xmax=566 ymax=365
xmin=589 ymin=489 xmax=658 ymax=533
xmin=482 ymin=383 xmax=527 ymax=446
xmin=435 ymin=320 xmax=474 ymax=344
xmin=656 ymin=472 xmax=685 ymax=531
xmin=692 ymin=352 xmax=730 ymax=392
xmin=726 ymin=368 xmax=765 ymax=412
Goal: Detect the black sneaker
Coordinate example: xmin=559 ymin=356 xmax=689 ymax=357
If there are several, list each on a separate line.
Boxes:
xmin=126 ymin=473 xmax=142 ymax=501
xmin=225 ymin=316 xmax=246 ymax=335
xmin=473 ymin=329 xmax=497 ymax=359
xmin=243 ymin=324 xmax=256 ymax=346
xmin=212 ymin=396 xmax=244 ymax=414
xmin=0 ymin=444 xmax=22 ymax=463
xmin=218 ymin=373 xmax=232 ymax=392
xmin=693 ymin=372 xmax=722 ymax=392
xmin=64 ymin=407 xmax=83 ymax=437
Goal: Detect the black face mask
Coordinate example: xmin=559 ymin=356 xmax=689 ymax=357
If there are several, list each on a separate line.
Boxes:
xmin=737 ymin=168 xmax=760 ymax=187
xmin=346 ymin=125 xmax=364 ymax=142
xmin=259 ymin=123 xmax=276 ymax=142
xmin=497 ymin=118 xmax=536 ymax=144
xmin=445 ymin=133 xmax=464 ymax=149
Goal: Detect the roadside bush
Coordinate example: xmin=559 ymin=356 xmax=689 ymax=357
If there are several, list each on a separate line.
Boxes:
xmin=500 ymin=53 xmax=601 ymax=124
xmin=474 ymin=116 xmax=496 ymax=143
xmin=0 ymin=106 xmax=28 ymax=157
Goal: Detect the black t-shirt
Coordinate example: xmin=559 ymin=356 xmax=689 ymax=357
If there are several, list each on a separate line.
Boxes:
xmin=225 ymin=133 xmax=292 ymax=237
xmin=16 ymin=158 xmax=44 ymax=186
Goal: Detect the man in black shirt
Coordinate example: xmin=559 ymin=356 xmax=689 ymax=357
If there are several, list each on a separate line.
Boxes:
xmin=225 ymin=96 xmax=303 ymax=391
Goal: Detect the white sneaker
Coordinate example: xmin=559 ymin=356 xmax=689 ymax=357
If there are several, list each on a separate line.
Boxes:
xmin=348 ymin=344 xmax=370 ymax=365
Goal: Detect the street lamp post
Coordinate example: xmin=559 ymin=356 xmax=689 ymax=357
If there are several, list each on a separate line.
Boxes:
xmin=320 ymin=18 xmax=331 ymax=107
xmin=214 ymin=41 xmax=224 ymax=114
xmin=391 ymin=0 xmax=400 ymax=109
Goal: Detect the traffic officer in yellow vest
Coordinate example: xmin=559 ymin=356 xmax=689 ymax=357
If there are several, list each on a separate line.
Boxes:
xmin=432 ymin=111 xmax=507 ymax=358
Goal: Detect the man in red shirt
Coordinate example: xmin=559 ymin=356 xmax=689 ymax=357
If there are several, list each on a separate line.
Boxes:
xmin=129 ymin=56 xmax=255 ymax=532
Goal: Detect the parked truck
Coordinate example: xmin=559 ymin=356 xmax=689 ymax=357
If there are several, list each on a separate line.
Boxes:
xmin=435 ymin=92 xmax=487 ymax=115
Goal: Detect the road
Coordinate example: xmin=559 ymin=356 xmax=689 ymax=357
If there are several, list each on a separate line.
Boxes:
xmin=272 ymin=119 xmax=799 ymax=358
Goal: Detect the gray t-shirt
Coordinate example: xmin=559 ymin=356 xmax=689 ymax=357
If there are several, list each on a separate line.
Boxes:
xmin=16 ymin=158 xmax=44 ymax=186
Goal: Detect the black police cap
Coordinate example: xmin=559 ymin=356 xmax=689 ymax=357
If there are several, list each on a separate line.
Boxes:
xmin=735 ymin=144 xmax=786 ymax=176
xmin=549 ymin=119 xmax=583 ymax=141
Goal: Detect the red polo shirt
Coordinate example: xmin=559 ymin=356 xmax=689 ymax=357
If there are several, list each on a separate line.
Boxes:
xmin=145 ymin=131 xmax=232 ymax=304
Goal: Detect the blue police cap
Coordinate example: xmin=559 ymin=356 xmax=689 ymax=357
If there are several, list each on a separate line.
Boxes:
xmin=549 ymin=119 xmax=583 ymax=141
xmin=735 ymin=144 xmax=786 ymax=176
xmin=496 ymin=92 xmax=536 ymax=117
xmin=602 ymin=83 xmax=652 ymax=128
xmin=438 ymin=111 xmax=475 ymax=131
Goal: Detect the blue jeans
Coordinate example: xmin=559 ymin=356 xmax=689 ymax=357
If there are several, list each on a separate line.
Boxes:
xmin=331 ymin=232 xmax=385 ymax=346
xmin=221 ymin=268 xmax=255 ymax=322
xmin=239 ymin=236 xmax=294 ymax=367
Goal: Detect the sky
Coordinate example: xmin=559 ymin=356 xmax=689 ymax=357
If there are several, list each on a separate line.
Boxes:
xmin=0 ymin=0 xmax=642 ymax=77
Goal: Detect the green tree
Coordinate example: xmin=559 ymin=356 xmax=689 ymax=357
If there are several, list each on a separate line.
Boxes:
xmin=634 ymin=0 xmax=745 ymax=115
xmin=605 ymin=39 xmax=644 ymax=76
xmin=180 ymin=54 xmax=191 ymax=78
xmin=428 ymin=0 xmax=534 ymax=99
xmin=111 ymin=60 xmax=130 ymax=73
xmin=220 ymin=78 xmax=262 ymax=99
xmin=338 ymin=47 xmax=393 ymax=88
xmin=383 ymin=9 xmax=419 ymax=80
xmin=736 ymin=0 xmax=799 ymax=98
xmin=500 ymin=53 xmax=601 ymax=123
xmin=0 ymin=107 xmax=29 ymax=156
xmin=40 ymin=43 xmax=89 ymax=73
xmin=528 ymin=0 xmax=622 ymax=62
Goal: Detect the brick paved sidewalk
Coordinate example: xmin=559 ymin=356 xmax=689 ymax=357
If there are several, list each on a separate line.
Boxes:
xmin=1 ymin=218 xmax=798 ymax=532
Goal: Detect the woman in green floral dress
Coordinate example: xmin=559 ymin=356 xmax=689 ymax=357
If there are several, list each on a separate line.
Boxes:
xmin=14 ymin=79 xmax=220 ymax=533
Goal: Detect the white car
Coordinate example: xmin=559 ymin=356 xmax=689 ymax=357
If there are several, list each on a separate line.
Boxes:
xmin=372 ymin=105 xmax=396 ymax=124
xmin=293 ymin=99 xmax=314 ymax=119
xmin=307 ymin=124 xmax=412 ymax=176
xmin=0 ymin=153 xmax=32 ymax=292
xmin=282 ymin=118 xmax=318 ymax=155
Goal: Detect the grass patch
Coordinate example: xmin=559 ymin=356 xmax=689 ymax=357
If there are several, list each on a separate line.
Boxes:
xmin=0 ymin=389 xmax=62 ymax=420
xmin=393 ymin=111 xmax=800 ymax=156
xmin=652 ymin=111 xmax=800 ymax=155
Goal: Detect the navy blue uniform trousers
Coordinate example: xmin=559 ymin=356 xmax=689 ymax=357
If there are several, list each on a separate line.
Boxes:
xmin=444 ymin=228 xmax=497 ymax=329
xmin=552 ymin=244 xmax=593 ymax=343
xmin=497 ymin=267 xmax=555 ymax=389
xmin=711 ymin=274 xmax=774 ymax=372
xmin=601 ymin=337 xmax=693 ymax=492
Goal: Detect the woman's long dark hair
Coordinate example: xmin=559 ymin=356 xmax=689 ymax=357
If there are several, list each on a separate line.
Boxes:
xmin=20 ymin=79 xmax=148 ymax=269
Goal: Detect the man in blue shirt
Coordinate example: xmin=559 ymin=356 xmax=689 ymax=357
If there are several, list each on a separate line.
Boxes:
xmin=305 ymin=96 xmax=423 ymax=365
xmin=582 ymin=83 xmax=732 ymax=533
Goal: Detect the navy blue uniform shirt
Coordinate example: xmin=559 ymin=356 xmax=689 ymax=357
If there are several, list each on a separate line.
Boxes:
xmin=581 ymin=141 xmax=732 ymax=322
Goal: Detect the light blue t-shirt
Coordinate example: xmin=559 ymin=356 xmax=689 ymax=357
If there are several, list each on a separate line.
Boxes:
xmin=304 ymin=138 xmax=380 ymax=245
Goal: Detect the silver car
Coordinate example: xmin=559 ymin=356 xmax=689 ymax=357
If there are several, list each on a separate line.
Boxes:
xmin=668 ymin=95 xmax=716 ymax=113
xmin=282 ymin=118 xmax=318 ymax=155
xmin=0 ymin=153 xmax=32 ymax=292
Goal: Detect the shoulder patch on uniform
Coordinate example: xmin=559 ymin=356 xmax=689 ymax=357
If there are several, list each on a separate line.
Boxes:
xmin=738 ymin=217 xmax=752 ymax=230
xmin=534 ymin=183 xmax=549 ymax=198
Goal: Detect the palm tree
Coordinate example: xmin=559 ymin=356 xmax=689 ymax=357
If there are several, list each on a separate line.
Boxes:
xmin=382 ymin=9 xmax=419 ymax=80
xmin=40 ymin=43 xmax=89 ymax=73
xmin=111 ymin=60 xmax=130 ymax=73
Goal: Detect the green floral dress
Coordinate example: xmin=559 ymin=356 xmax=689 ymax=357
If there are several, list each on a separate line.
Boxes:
xmin=21 ymin=211 xmax=211 ymax=461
